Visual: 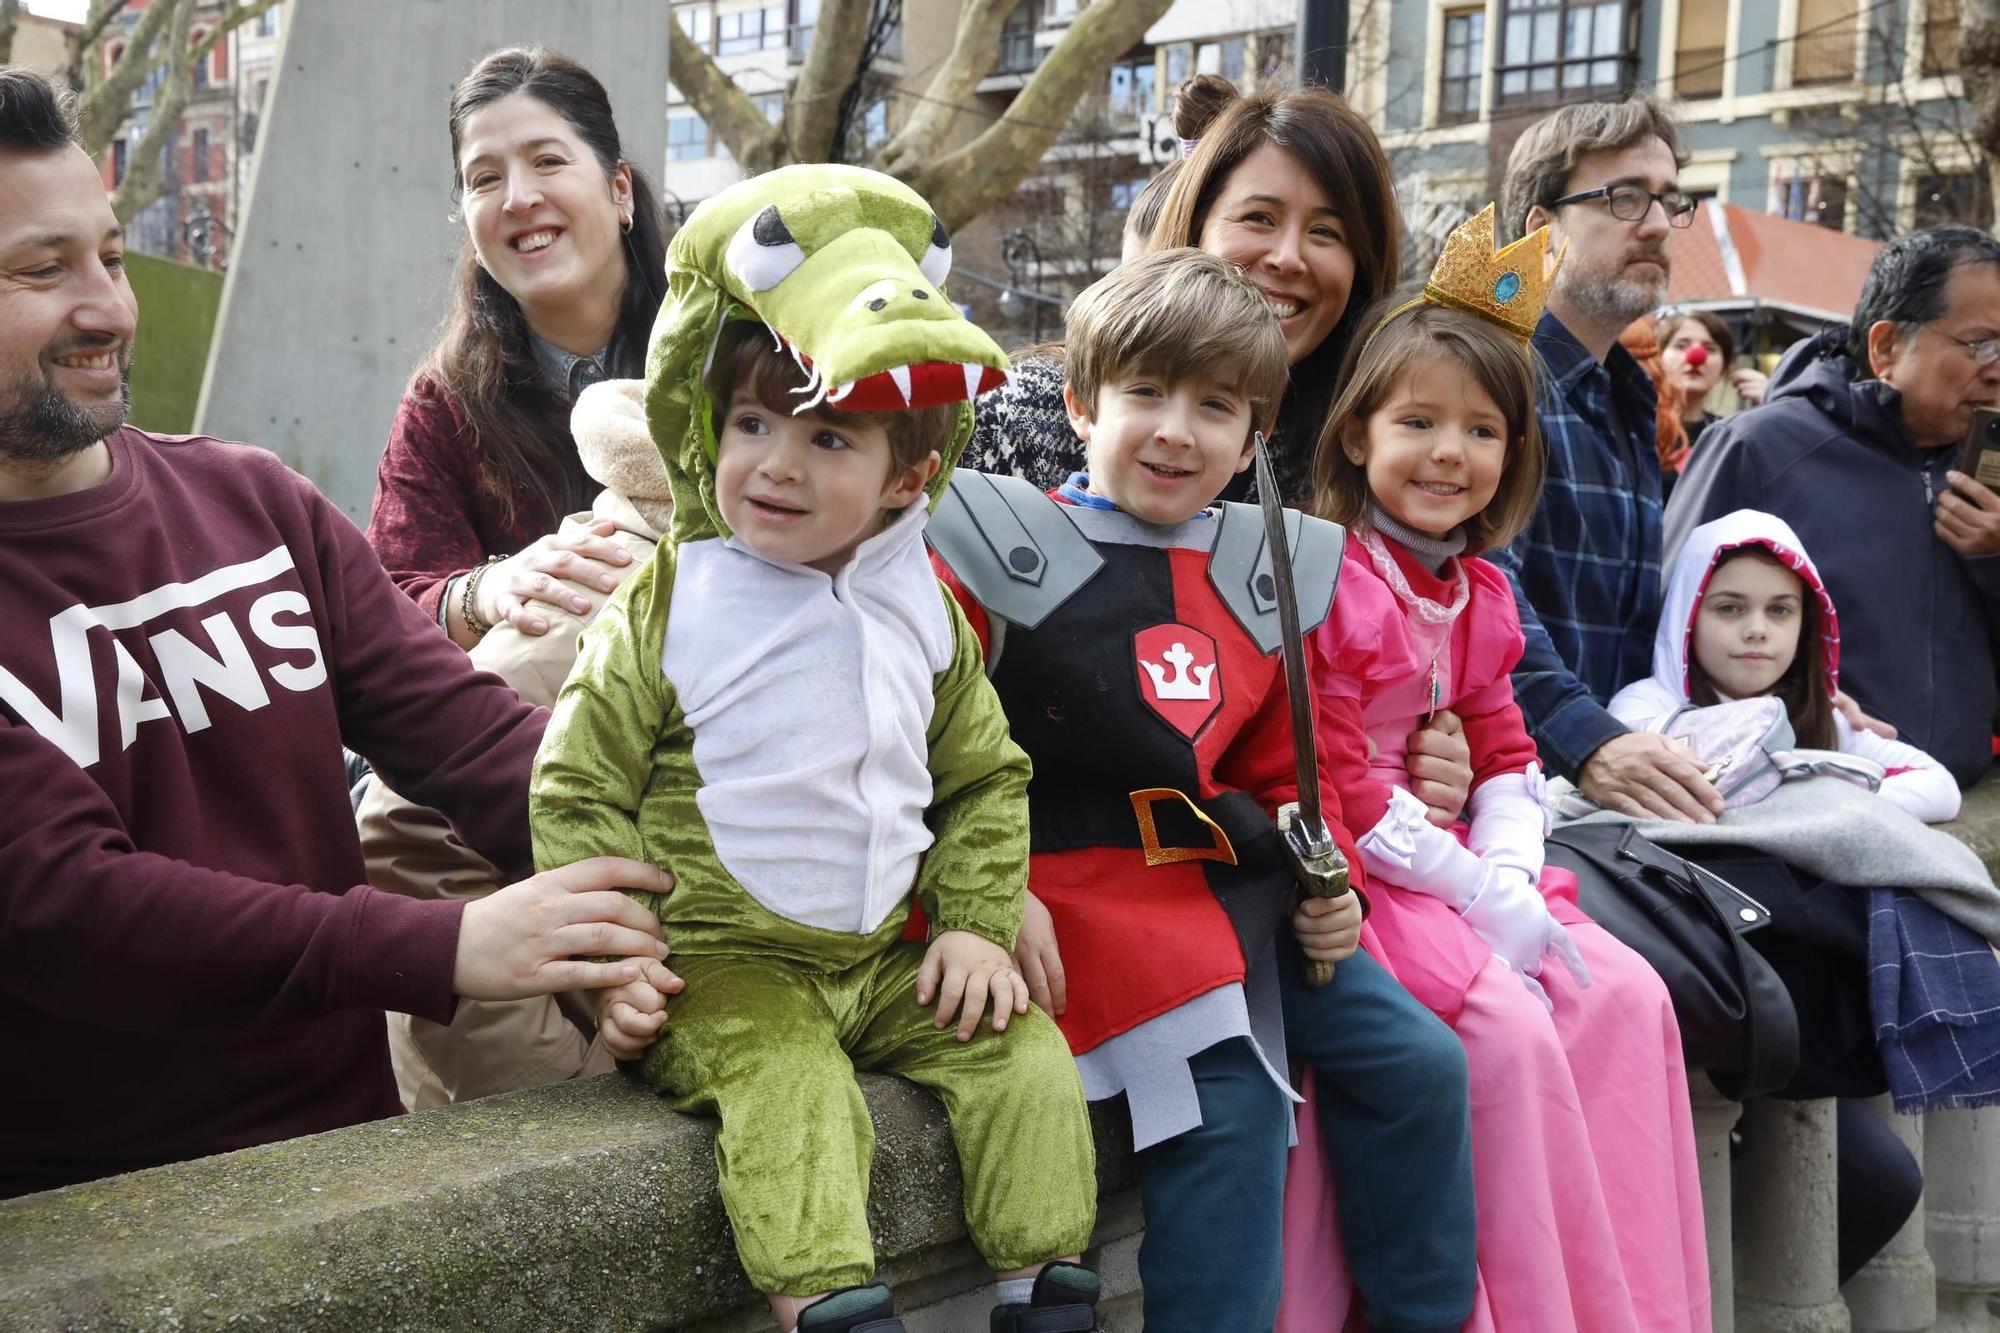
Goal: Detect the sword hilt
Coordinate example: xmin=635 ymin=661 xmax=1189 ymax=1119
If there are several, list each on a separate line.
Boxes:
xmin=1277 ymin=802 xmax=1360 ymax=990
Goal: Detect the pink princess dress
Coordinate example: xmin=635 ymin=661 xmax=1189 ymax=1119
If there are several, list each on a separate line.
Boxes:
xmin=1277 ymin=526 xmax=1708 ymax=1333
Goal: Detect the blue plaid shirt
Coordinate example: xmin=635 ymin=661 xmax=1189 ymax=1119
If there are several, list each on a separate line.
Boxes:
xmin=1488 ymin=312 xmax=1664 ymax=780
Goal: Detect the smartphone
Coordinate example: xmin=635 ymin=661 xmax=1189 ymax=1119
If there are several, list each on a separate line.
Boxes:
xmin=1962 ymin=407 xmax=2000 ymax=488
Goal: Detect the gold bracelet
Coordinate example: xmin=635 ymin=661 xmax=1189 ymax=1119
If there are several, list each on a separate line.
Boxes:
xmin=460 ymin=555 xmax=504 ymax=638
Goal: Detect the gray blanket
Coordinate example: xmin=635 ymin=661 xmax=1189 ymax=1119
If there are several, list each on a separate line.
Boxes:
xmin=1554 ymin=778 xmax=2000 ymax=946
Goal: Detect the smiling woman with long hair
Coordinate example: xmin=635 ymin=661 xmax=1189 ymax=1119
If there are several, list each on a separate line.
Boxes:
xmin=367 ymin=47 xmax=669 ymax=649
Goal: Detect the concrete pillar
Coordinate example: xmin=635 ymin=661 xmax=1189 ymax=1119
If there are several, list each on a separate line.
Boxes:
xmin=195 ymin=1 xmax=668 ymax=520
xmin=1735 ymin=1098 xmax=1851 ymax=1333
xmin=1926 ymin=1107 xmax=2000 ymax=1332
xmin=1841 ymin=1097 xmax=1933 ymax=1333
xmin=1692 ymin=1072 xmax=1745 ymax=1333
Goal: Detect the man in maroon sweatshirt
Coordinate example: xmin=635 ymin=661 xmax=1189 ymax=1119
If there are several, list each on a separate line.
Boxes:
xmin=0 ymin=66 xmax=677 ymax=1197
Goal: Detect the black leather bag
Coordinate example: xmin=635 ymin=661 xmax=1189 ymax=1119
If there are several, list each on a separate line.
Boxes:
xmin=1545 ymin=823 xmax=1800 ymax=1099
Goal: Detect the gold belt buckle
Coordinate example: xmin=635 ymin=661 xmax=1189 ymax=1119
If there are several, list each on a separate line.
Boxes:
xmin=1128 ymin=787 xmax=1239 ymax=867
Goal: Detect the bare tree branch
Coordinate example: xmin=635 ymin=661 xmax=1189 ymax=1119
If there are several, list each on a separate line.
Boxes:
xmin=906 ymin=0 xmax=1174 ymax=230
xmin=1965 ymin=0 xmax=2000 ymax=203
xmin=668 ymin=17 xmax=786 ymax=174
xmin=786 ymin=0 xmax=875 ymax=162
xmin=63 ymin=0 xmax=128 ymax=95
xmin=75 ymin=0 xmax=178 ymax=156
xmin=107 ymin=0 xmax=194 ymax=223
xmin=874 ymin=0 xmax=1015 ymax=175
xmin=0 ymin=0 xmax=21 ymax=69
xmin=188 ymin=0 xmax=281 ymax=68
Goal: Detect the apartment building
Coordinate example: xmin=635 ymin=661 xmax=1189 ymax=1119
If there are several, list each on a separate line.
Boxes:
xmin=1360 ymin=0 xmax=1980 ymax=260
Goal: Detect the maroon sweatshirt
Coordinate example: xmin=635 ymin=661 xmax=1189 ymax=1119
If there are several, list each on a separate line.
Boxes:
xmin=0 ymin=428 xmax=545 ymax=1196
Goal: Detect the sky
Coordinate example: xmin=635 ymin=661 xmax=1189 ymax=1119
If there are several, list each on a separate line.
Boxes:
xmin=25 ymin=1 xmax=91 ymax=21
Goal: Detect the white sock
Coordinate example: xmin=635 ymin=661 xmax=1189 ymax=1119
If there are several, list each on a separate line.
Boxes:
xmin=997 ymin=1277 xmax=1036 ymax=1306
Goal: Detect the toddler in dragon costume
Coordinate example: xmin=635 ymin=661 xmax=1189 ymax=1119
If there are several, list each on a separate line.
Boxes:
xmin=529 ymin=166 xmax=1100 ymax=1333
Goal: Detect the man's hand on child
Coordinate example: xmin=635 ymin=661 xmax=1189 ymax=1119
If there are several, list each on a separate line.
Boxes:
xmin=1012 ymin=891 xmax=1068 ymax=1017
xmin=1832 ymin=690 xmax=1897 ymax=740
xmin=1578 ymin=732 xmax=1723 ymax=823
xmin=917 ymin=929 xmax=1028 ymax=1041
xmin=453 ymin=856 xmax=672 ymax=1000
xmin=1291 ymin=891 xmax=1362 ymax=965
xmin=594 ymin=958 xmax=686 ymax=1061
xmin=1406 ymin=709 xmax=1474 ymax=826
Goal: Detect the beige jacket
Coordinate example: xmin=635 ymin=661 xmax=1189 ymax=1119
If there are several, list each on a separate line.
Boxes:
xmin=359 ymin=380 xmax=670 ymax=1107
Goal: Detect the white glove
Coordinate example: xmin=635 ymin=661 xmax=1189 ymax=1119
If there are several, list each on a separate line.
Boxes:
xmin=1460 ymin=864 xmax=1592 ymax=1009
xmin=1357 ymin=787 xmax=1487 ymax=909
xmin=1466 ymin=766 xmax=1551 ymax=883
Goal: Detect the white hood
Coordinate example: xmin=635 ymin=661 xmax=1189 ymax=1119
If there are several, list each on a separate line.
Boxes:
xmin=1609 ymin=508 xmax=1841 ymax=726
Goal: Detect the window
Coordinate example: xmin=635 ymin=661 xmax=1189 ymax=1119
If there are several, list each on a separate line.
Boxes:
xmin=717 ymin=6 xmax=785 ymax=55
xmin=844 ymin=99 xmax=889 ymax=159
xmin=754 ymin=92 xmax=784 ymax=124
xmin=1108 ymin=57 xmax=1157 ymax=121
xmin=1674 ymin=0 xmax=1727 ymax=97
xmin=1496 ymin=0 xmax=1632 ymax=105
xmin=789 ymin=0 xmax=817 ymax=60
xmin=112 ymin=137 xmax=127 ymax=186
xmin=191 ymin=30 xmax=210 ymax=88
xmin=1439 ymin=8 xmax=1484 ymax=123
xmin=998 ymin=1 xmax=1037 ymax=72
xmin=1254 ymin=31 xmax=1291 ymax=83
xmin=257 ymin=8 xmax=279 ymax=38
xmin=1914 ymin=169 xmax=1993 ymax=228
xmin=1109 ymin=177 xmax=1149 ymax=210
xmin=1792 ymin=0 xmax=1858 ymax=83
xmin=1220 ymin=36 xmax=1246 ymax=83
xmin=667 ymin=112 xmax=709 ymax=160
xmin=1163 ymin=42 xmax=1191 ymax=89
xmin=677 ymin=5 xmax=713 ymax=50
xmin=191 ymin=128 xmax=210 ymax=183
xmin=1795 ymin=174 xmax=1847 ymax=229
xmin=1046 ymin=0 xmax=1079 ymax=20
xmin=1923 ymin=0 xmax=1961 ymax=73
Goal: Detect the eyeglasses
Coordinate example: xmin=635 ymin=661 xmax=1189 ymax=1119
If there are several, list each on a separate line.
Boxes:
xmin=1550 ymin=184 xmax=1698 ymax=228
xmin=1927 ymin=324 xmax=2000 ymax=366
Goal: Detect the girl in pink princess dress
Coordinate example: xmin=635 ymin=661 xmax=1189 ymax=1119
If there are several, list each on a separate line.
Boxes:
xmin=1279 ymin=248 xmax=1707 ymax=1332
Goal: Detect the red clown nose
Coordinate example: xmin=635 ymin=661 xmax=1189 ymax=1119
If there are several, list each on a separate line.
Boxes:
xmin=1683 ymin=344 xmax=1709 ymax=369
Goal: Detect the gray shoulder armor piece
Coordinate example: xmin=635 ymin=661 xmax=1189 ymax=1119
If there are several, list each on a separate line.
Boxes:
xmin=929 ymin=468 xmax=1104 ymax=629
xmin=1208 ymin=502 xmax=1347 ymax=654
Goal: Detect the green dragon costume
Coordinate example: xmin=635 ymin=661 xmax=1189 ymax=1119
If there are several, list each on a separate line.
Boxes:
xmin=529 ymin=165 xmax=1097 ymax=1304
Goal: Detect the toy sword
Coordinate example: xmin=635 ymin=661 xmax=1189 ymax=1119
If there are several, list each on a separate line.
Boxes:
xmin=1252 ymin=432 xmax=1357 ymax=989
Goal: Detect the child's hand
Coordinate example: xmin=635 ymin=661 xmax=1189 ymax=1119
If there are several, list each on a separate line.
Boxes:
xmin=593 ymin=957 xmax=685 ymax=1061
xmin=917 ymin=929 xmax=1028 ymax=1041
xmin=1292 ymin=891 xmax=1362 ymax=964
xmin=1012 ymin=891 xmax=1067 ymax=1017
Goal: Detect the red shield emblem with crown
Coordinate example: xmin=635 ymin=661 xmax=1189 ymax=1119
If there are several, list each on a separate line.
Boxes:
xmin=1133 ymin=623 xmax=1223 ymax=740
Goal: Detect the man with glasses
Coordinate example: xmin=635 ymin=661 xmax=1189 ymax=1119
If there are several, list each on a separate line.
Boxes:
xmin=1493 ymin=98 xmax=1727 ymax=823
xmin=1668 ymin=224 xmax=2000 ymax=787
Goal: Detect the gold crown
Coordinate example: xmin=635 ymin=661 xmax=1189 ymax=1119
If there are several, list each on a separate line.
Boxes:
xmin=1414 ymin=204 xmax=1565 ymax=341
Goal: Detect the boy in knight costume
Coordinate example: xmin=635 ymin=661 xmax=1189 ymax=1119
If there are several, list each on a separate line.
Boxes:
xmin=529 ymin=166 xmax=1099 ymax=1333
xmin=929 ymin=249 xmax=1478 ymax=1332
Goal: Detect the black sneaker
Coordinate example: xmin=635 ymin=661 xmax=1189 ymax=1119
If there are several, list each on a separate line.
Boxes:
xmin=797 ymin=1283 xmax=906 ymax=1332
xmin=990 ymin=1262 xmax=1100 ymax=1332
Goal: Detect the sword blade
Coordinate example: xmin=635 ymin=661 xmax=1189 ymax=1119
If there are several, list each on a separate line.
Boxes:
xmin=1251 ymin=433 xmax=1329 ymax=842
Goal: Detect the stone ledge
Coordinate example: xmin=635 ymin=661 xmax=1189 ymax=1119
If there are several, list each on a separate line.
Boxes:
xmin=0 ymin=1072 xmax=1136 ymax=1332
xmin=1939 ymin=772 xmax=2000 ymax=881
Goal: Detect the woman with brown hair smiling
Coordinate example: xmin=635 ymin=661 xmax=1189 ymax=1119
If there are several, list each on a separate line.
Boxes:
xmin=367 ymin=47 xmax=669 ymax=649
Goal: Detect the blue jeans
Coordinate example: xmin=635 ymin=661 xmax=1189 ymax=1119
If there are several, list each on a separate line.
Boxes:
xmin=1281 ymin=945 xmax=1477 ymax=1333
xmin=1134 ymin=1037 xmax=1290 ymax=1332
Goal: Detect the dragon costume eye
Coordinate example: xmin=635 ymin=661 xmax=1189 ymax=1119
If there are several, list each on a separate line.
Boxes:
xmin=919 ymin=217 xmax=952 ymax=287
xmin=725 ymin=205 xmax=808 ymax=293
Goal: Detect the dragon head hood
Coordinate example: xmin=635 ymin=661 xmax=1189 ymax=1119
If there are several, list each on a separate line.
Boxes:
xmin=644 ymin=164 xmax=1010 ymax=544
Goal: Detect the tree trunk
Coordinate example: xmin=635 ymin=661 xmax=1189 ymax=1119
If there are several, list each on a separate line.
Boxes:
xmin=0 ymin=1 xmax=21 ymax=70
xmin=906 ymin=0 xmax=1174 ymax=230
xmin=107 ymin=0 xmax=194 ymax=224
xmin=76 ymin=0 xmax=178 ymax=157
xmin=668 ymin=18 xmax=786 ymax=175
xmin=784 ymin=0 xmax=875 ymax=163
xmin=1965 ymin=0 xmax=2000 ymax=202
xmin=873 ymin=0 xmax=1015 ymax=177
